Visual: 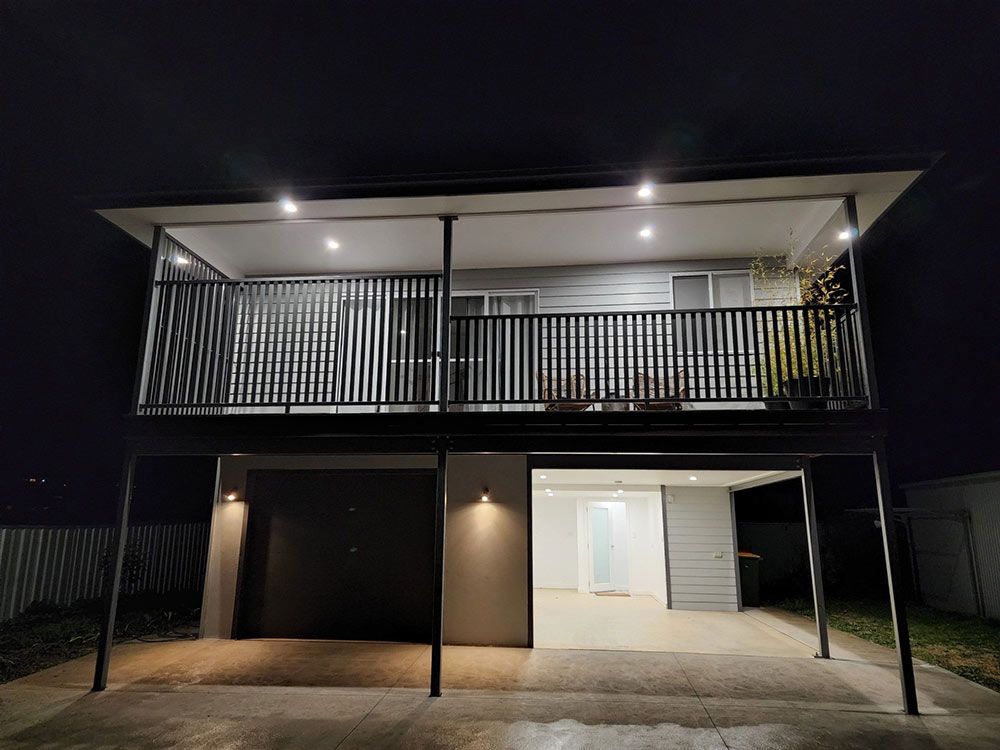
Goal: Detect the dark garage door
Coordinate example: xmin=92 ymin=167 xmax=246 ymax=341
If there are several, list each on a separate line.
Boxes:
xmin=237 ymin=469 xmax=436 ymax=642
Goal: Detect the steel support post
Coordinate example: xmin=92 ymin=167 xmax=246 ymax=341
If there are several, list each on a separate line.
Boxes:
xmin=872 ymin=440 xmax=919 ymax=714
xmin=429 ymin=442 xmax=449 ymax=697
xmin=800 ymin=458 xmax=830 ymax=658
xmin=92 ymin=451 xmax=137 ymax=691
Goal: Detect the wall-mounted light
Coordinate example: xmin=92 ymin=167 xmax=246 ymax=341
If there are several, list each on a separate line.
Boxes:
xmin=638 ymin=226 xmax=653 ymax=240
xmin=223 ymin=489 xmax=239 ymax=501
xmin=480 ymin=487 xmax=491 ymax=502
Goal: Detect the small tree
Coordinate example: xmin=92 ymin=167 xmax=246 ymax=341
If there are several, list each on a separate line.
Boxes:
xmin=750 ymin=234 xmax=849 ymax=396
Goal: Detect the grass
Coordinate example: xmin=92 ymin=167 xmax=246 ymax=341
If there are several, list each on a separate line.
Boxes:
xmin=777 ymin=598 xmax=1000 ymax=692
xmin=0 ymin=593 xmax=201 ymax=684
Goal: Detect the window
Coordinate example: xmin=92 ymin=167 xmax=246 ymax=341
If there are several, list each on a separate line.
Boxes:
xmin=672 ymin=271 xmax=752 ymax=352
xmin=450 ymin=290 xmax=538 ymax=409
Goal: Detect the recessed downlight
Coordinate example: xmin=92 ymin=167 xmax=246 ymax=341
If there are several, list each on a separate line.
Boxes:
xmin=838 ymin=230 xmax=850 ymax=240
xmin=325 ymin=238 xmax=340 ymax=250
xmin=637 ymin=183 xmax=654 ymax=199
xmin=689 ymin=475 xmax=698 ymax=481
xmin=639 ymin=226 xmax=653 ymax=240
xmin=539 ymin=474 xmax=548 ymax=479
xmin=279 ymin=198 xmax=298 ymax=214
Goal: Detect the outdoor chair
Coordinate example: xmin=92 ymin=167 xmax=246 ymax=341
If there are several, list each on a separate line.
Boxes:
xmin=538 ymin=372 xmax=596 ymax=411
xmin=631 ymin=370 xmax=687 ymax=411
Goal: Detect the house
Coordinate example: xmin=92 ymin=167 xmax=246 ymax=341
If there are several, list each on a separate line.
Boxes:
xmin=92 ymin=155 xmax=935 ymax=714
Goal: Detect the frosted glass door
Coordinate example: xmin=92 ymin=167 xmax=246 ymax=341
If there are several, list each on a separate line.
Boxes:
xmin=589 ymin=506 xmax=613 ymax=591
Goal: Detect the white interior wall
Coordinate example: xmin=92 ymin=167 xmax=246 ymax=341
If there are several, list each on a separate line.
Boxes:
xmin=531 ymin=494 xmax=578 ymax=589
xmin=532 ymin=491 xmax=667 ymax=605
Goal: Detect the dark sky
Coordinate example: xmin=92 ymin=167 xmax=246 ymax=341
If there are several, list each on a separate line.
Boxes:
xmin=2 ymin=2 xmax=997 ymax=522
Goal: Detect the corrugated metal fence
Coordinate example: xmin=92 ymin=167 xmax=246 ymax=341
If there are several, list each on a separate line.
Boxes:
xmin=0 ymin=522 xmax=210 ymax=621
xmin=904 ymin=473 xmax=1000 ymax=620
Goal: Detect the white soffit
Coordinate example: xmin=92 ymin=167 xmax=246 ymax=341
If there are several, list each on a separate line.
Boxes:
xmin=97 ymin=170 xmax=921 ymax=276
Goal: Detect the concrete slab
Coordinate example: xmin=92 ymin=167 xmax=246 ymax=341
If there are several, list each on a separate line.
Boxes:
xmin=2 ymin=639 xmax=998 ymax=748
xmin=533 ymin=589 xmax=816 ymax=657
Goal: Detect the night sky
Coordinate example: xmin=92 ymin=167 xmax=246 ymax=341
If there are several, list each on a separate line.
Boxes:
xmin=2 ymin=2 xmax=997 ymax=524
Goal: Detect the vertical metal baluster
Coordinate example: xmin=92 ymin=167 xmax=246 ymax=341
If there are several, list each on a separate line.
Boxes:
xmin=792 ymin=306 xmax=804 ymax=399
xmin=770 ymin=308 xmax=783 ymax=400
xmin=721 ymin=310 xmax=731 ymax=399
xmin=822 ymin=306 xmax=836 ymax=399
xmin=783 ymin=309 xmax=795 ymax=402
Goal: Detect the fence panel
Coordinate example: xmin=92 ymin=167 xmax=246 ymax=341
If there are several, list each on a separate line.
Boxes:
xmin=0 ymin=522 xmax=210 ymax=621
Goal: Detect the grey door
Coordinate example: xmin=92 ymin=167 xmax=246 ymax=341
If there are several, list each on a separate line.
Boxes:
xmin=237 ymin=469 xmax=436 ymax=642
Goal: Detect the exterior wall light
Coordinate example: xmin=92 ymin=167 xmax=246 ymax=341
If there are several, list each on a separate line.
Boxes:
xmin=480 ymin=488 xmax=490 ymax=502
xmin=224 ymin=489 xmax=239 ymax=501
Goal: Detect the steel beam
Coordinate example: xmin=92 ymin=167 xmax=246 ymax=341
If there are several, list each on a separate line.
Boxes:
xmin=872 ymin=439 xmax=919 ymax=714
xmin=92 ymin=451 xmax=136 ymax=691
xmin=800 ymin=458 xmax=829 ymax=658
xmin=429 ymin=441 xmax=449 ymax=697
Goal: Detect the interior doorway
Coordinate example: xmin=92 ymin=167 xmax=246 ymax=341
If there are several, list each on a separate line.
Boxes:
xmin=586 ymin=501 xmax=628 ymax=593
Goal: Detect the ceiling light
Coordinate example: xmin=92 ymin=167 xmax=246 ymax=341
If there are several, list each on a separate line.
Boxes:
xmin=838 ymin=230 xmax=850 ymax=240
xmin=639 ymin=226 xmax=653 ymax=240
xmin=637 ymin=183 xmax=654 ymax=199
xmin=279 ymin=198 xmax=298 ymax=214
xmin=689 ymin=475 xmax=698 ymax=481
xmin=480 ymin=488 xmax=490 ymax=503
xmin=325 ymin=238 xmax=340 ymax=250
xmin=539 ymin=474 xmax=548 ymax=480
xmin=224 ymin=489 xmax=239 ymax=501
xmin=616 ymin=489 xmax=624 ymax=495
xmin=544 ymin=488 xmax=553 ymax=493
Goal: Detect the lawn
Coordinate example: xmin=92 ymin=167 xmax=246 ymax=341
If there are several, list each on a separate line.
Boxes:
xmin=0 ymin=593 xmax=201 ymax=684
xmin=778 ymin=598 xmax=1000 ymax=692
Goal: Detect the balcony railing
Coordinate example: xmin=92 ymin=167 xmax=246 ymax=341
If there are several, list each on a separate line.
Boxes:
xmin=450 ymin=305 xmax=867 ymax=409
xmin=138 ymin=275 xmax=868 ymax=415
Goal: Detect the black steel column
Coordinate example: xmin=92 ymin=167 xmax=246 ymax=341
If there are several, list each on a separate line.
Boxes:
xmin=438 ymin=216 xmax=456 ymax=413
xmin=429 ymin=441 xmax=449 ymax=697
xmin=92 ymin=451 xmax=137 ymax=691
xmin=872 ymin=439 xmax=919 ymax=714
xmin=131 ymin=226 xmax=163 ymax=412
xmin=800 ymin=458 xmax=830 ymax=658
xmin=844 ymin=195 xmax=880 ymax=409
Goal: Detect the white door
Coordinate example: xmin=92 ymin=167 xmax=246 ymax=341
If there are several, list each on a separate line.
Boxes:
xmin=588 ymin=505 xmax=614 ymax=592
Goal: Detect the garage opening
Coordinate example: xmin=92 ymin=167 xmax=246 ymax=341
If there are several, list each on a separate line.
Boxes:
xmin=236 ymin=469 xmax=436 ymax=642
xmin=530 ymin=467 xmax=813 ymax=656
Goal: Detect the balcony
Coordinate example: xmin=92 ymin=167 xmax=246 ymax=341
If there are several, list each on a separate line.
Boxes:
xmin=111 ymin=175 xmax=923 ymax=419
xmin=137 ymin=269 xmax=868 ymax=415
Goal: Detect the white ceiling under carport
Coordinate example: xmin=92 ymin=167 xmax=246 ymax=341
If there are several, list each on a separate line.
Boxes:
xmin=531 ymin=468 xmax=799 ymax=492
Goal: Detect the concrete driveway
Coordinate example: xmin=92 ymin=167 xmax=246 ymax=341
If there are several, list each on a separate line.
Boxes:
xmin=2 ymin=618 xmax=999 ymax=748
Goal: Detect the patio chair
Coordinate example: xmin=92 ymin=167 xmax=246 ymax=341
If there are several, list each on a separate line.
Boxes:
xmin=538 ymin=372 xmax=596 ymax=411
xmin=632 ymin=369 xmax=687 ymax=411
